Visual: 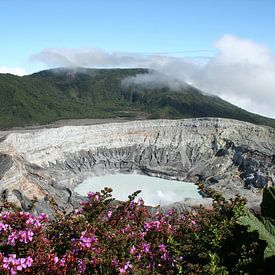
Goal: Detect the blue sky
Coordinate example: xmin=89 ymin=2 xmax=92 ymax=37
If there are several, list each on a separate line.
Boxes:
xmin=1 ymin=0 xmax=275 ymax=117
xmin=1 ymin=0 xmax=275 ymax=72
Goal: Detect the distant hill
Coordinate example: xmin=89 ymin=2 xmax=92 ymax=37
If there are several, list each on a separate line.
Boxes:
xmin=0 ymin=67 xmax=274 ymax=128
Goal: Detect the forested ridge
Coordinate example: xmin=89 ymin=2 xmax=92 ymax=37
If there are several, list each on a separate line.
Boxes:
xmin=0 ymin=68 xmax=274 ymax=128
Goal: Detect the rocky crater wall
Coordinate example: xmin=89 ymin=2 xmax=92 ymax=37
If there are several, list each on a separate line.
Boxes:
xmin=0 ymin=118 xmax=274 ymax=216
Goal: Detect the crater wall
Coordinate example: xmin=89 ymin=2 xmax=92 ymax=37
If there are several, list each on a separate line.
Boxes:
xmin=0 ymin=118 xmax=274 ymax=215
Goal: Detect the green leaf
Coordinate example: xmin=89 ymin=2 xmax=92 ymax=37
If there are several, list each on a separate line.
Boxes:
xmin=238 ymin=207 xmax=275 ymax=259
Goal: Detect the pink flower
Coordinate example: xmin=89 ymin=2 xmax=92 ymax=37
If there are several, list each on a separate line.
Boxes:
xmin=159 ymin=244 xmax=167 ymax=253
xmin=80 ymin=236 xmax=92 ymax=248
xmin=121 ymin=225 xmax=131 ymax=234
xmin=87 ymin=192 xmax=100 ymax=201
xmin=26 ymin=217 xmax=42 ymax=228
xmin=1 ymin=211 xmax=10 ymax=220
xmin=161 ymin=252 xmax=169 ymax=261
xmin=87 ymin=191 xmax=95 ymax=198
xmin=25 ymin=217 xmax=35 ymax=225
xmin=8 ymin=232 xmax=18 ymax=246
xmin=144 ymin=222 xmax=152 ymax=230
xmin=137 ymin=198 xmax=144 ymax=206
xmin=130 ymin=201 xmax=135 ymax=209
xmin=90 ymin=258 xmax=97 ymax=267
xmin=142 ymin=242 xmax=150 ymax=253
xmin=54 ymin=256 xmax=59 ymax=264
xmin=25 ymin=256 xmax=33 ymax=268
xmin=3 ymin=255 xmax=12 ymax=269
xmin=119 ymin=261 xmax=132 ymax=273
xmin=74 ymin=208 xmax=84 ymax=215
xmin=78 ymin=259 xmax=87 ymax=273
xmin=18 ymin=230 xmax=34 ymax=244
xmin=107 ymin=210 xmax=113 ymax=218
xmin=38 ymin=213 xmax=49 ymax=221
xmin=60 ymin=256 xmax=66 ymax=267
xmin=167 ymin=209 xmax=174 ymax=215
xmin=144 ymin=220 xmax=161 ymax=231
xmin=111 ymin=259 xmax=119 ymax=267
xmin=80 ymin=231 xmax=97 ymax=248
xmin=130 ymin=245 xmax=136 ymax=255
xmin=2 ymin=254 xmax=33 ymax=274
xmin=0 ymin=222 xmax=10 ymax=232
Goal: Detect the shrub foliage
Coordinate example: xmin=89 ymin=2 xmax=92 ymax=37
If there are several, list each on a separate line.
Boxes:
xmin=0 ymin=188 xmax=271 ymax=274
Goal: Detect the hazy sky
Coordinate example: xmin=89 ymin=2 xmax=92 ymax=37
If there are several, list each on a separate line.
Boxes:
xmin=1 ymin=0 xmax=275 ymax=118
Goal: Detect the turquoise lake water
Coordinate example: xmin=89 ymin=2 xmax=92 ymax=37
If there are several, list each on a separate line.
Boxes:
xmin=75 ymin=173 xmax=203 ymax=206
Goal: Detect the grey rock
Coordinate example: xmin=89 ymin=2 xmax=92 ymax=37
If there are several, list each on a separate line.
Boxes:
xmin=216 ymin=148 xmax=229 ymax=157
xmin=0 ymin=154 xmax=13 ymax=179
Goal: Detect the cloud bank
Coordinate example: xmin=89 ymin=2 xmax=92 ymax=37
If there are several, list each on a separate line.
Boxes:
xmin=31 ymin=35 xmax=275 ymax=118
xmin=190 ymin=35 xmax=275 ymax=118
xmin=0 ymin=66 xmax=26 ymax=76
xmin=121 ymin=71 xmax=186 ymax=91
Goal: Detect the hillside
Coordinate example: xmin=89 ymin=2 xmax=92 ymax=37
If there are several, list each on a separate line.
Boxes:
xmin=0 ymin=67 xmax=274 ymax=128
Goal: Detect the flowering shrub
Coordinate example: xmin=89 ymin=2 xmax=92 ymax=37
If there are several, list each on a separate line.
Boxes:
xmin=0 ymin=188 xmax=268 ymax=274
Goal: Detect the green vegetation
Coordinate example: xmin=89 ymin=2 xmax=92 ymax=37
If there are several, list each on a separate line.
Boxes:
xmin=201 ymin=186 xmax=275 ymax=273
xmin=238 ymin=207 xmax=275 ymax=259
xmin=0 ymin=67 xmax=275 ymax=129
xmin=261 ymin=186 xmax=275 ymax=220
xmin=237 ymin=187 xmax=275 ymax=272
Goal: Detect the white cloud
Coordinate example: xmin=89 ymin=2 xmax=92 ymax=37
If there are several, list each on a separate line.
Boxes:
xmin=31 ymin=35 xmax=275 ymax=118
xmin=0 ymin=66 xmax=26 ymax=76
xmin=122 ymin=70 xmax=186 ymax=91
xmin=189 ymin=35 xmax=275 ymax=118
xmin=30 ymin=48 xmax=150 ymax=68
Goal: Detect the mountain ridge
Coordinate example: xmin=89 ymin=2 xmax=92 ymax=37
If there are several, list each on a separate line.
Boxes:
xmin=0 ymin=67 xmax=274 ymax=128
